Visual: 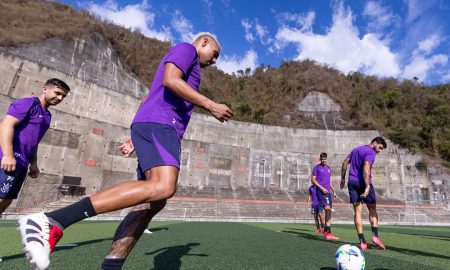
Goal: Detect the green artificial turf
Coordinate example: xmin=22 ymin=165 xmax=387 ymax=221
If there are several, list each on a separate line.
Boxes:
xmin=1 ymin=220 xmax=449 ymax=269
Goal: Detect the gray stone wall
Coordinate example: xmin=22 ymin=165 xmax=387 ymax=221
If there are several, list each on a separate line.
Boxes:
xmin=0 ymin=33 xmax=447 ymax=211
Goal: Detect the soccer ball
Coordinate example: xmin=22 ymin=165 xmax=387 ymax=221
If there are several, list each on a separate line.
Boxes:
xmin=335 ymin=244 xmax=365 ymax=270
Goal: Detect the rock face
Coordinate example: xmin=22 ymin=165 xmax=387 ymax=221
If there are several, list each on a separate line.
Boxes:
xmin=297 ymin=91 xmax=357 ymax=130
xmin=0 ymin=33 xmax=447 ymax=212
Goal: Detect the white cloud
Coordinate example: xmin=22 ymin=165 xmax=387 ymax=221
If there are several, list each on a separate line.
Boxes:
xmin=86 ymin=0 xmax=172 ymax=41
xmin=216 ymin=50 xmax=258 ymax=75
xmin=255 ymin=21 xmax=269 ymax=44
xmin=276 ymin=11 xmax=315 ymax=33
xmin=402 ymin=54 xmax=448 ymax=81
xmin=402 ymin=35 xmax=447 ymax=81
xmin=241 ymin=19 xmax=254 ymax=42
xmin=272 ymin=1 xmax=400 ymax=77
xmin=416 ymin=34 xmax=442 ymax=55
xmin=441 ymin=72 xmax=450 ymax=83
xmin=405 ymin=0 xmax=438 ymax=24
xmin=364 ymin=1 xmax=399 ymax=32
xmin=171 ymin=10 xmax=194 ymax=42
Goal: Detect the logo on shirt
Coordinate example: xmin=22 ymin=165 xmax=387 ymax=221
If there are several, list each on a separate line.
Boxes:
xmin=38 ymin=114 xmax=44 ymax=118
xmin=1 ymin=182 xmax=11 ymax=194
xmin=172 ymin=118 xmax=176 ymax=126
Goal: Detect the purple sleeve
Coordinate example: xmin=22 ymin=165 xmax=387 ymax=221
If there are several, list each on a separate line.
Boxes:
xmin=164 ymin=43 xmax=197 ymax=75
xmin=312 ymin=165 xmax=317 ymax=176
xmin=364 ymin=151 xmax=376 ymax=164
xmin=6 ymin=97 xmax=35 ymax=122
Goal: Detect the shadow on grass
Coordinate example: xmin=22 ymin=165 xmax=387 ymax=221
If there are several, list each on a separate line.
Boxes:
xmin=145 ymin=242 xmax=208 ymax=270
xmin=1 ymin=237 xmax=113 ymax=261
xmin=281 ymin=229 xmax=348 ymax=246
xmin=148 ymin=227 xmax=169 ymax=232
xmin=385 ymin=245 xmax=450 ymax=260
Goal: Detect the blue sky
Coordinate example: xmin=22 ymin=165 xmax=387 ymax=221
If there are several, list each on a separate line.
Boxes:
xmin=58 ymin=0 xmax=450 ymax=85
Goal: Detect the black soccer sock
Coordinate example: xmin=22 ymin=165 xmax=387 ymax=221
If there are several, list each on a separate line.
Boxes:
xmin=45 ymin=197 xmax=97 ymax=229
xmin=100 ymin=258 xmax=126 ymax=270
xmin=371 ymin=227 xmax=379 ymax=237
xmin=325 ymin=226 xmax=331 ymax=233
xmin=316 ymin=223 xmax=321 ymax=229
xmin=321 ymin=223 xmax=325 ymax=229
xmin=358 ymin=233 xmax=367 ymax=243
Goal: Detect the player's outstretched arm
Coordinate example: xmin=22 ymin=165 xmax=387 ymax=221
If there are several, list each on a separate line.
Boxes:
xmin=340 ymin=156 xmax=350 ymax=190
xmin=163 ymin=63 xmax=233 ymax=122
xmin=0 ymin=115 xmax=20 ymax=172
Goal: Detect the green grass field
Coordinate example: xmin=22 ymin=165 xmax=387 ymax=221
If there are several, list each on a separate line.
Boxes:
xmin=1 ymin=220 xmax=449 ymax=269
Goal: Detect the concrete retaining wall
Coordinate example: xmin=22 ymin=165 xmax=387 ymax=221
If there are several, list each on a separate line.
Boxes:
xmin=0 ymin=33 xmax=447 ymax=212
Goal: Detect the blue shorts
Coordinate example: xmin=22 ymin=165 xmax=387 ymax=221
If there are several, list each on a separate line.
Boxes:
xmin=316 ymin=189 xmax=333 ymax=208
xmin=0 ymin=165 xmax=28 ymax=199
xmin=348 ymin=181 xmax=377 ymax=204
xmin=311 ymin=204 xmax=324 ymax=215
xmin=131 ymin=123 xmax=181 ymax=180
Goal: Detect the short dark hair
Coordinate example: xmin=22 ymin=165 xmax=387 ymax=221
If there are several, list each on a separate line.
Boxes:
xmin=320 ymin=152 xmax=327 ymax=158
xmin=45 ymin=78 xmax=70 ymax=92
xmin=371 ymin=136 xmax=387 ymax=149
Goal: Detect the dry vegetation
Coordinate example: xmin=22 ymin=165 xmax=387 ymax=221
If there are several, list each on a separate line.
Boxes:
xmin=1 ymin=0 xmax=450 ymax=166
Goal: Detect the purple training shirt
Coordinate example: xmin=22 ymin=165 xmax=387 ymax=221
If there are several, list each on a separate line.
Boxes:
xmin=0 ymin=97 xmax=51 ymax=167
xmin=312 ymin=163 xmax=332 ymax=191
xmin=132 ymin=42 xmax=201 ymax=140
xmin=348 ymin=145 xmax=377 ymax=186
xmin=308 ymin=185 xmax=319 ymax=206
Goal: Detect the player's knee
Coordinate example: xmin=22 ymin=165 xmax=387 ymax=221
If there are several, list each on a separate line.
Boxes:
xmin=153 ymin=183 xmax=177 ymax=200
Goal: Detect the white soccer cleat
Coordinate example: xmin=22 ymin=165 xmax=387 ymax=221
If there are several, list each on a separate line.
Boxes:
xmin=17 ymin=213 xmax=63 ymax=270
xmin=143 ymin=229 xmax=153 ymax=234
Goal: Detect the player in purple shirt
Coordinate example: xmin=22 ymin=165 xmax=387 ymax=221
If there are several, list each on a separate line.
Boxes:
xmin=311 ymin=152 xmax=339 ymax=240
xmin=340 ymin=137 xmax=387 ymax=250
xmin=0 ymin=78 xmax=70 ymax=216
xmin=18 ymin=32 xmax=233 ymax=270
xmin=307 ymin=185 xmax=324 ymax=233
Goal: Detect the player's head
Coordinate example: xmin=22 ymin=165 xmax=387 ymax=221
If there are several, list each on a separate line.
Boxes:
xmin=370 ymin=137 xmax=387 ymax=154
xmin=42 ymin=78 xmax=70 ymax=107
xmin=192 ymin=32 xmax=221 ymax=68
xmin=319 ymin=152 xmax=327 ymax=165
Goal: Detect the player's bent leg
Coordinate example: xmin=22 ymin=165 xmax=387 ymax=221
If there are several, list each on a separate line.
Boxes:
xmin=90 ymin=166 xmax=178 ymax=214
xmin=106 ymin=200 xmax=167 ymax=258
xmin=18 ymin=166 xmax=178 ymax=270
xmin=0 ymin=198 xmax=13 ymax=215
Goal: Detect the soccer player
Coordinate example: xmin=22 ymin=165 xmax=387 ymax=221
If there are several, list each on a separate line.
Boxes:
xmin=18 ymin=32 xmax=232 ymax=270
xmin=0 ymin=79 xmax=70 ymax=216
xmin=311 ymin=152 xmax=339 ymax=240
xmin=340 ymin=137 xmax=387 ymax=250
xmin=306 ymin=185 xmax=324 ymax=233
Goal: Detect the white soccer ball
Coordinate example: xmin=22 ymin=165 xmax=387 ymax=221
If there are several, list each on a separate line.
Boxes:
xmin=335 ymin=244 xmax=365 ymax=270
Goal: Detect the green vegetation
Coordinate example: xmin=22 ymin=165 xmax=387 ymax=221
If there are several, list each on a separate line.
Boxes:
xmin=1 ymin=220 xmax=449 ymax=269
xmin=1 ymin=0 xmax=449 ymax=165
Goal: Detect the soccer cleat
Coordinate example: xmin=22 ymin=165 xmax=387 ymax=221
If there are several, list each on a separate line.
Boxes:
xmin=143 ymin=229 xmax=153 ymax=234
xmin=324 ymin=232 xmax=340 ymax=241
xmin=17 ymin=213 xmax=63 ymax=270
xmin=360 ymin=242 xmax=370 ymax=250
xmin=313 ymin=228 xmax=322 ymax=233
xmin=372 ymin=236 xmax=386 ymax=250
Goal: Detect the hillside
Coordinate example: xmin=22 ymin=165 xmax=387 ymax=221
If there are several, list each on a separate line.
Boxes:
xmin=0 ymin=0 xmax=449 ymax=166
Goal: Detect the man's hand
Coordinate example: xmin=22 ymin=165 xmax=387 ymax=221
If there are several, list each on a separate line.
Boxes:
xmin=28 ymin=163 xmax=40 ymax=178
xmin=339 ymin=179 xmax=346 ymax=190
xmin=1 ymin=155 xmax=16 ymax=172
xmin=360 ymin=186 xmax=370 ymax=198
xmin=118 ymin=138 xmax=135 ymax=157
xmin=208 ymin=102 xmax=233 ymax=122
xmin=321 ymin=188 xmax=329 ymax=195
